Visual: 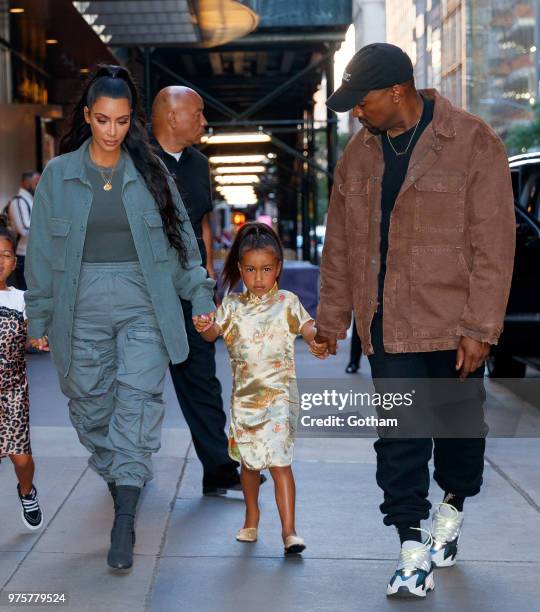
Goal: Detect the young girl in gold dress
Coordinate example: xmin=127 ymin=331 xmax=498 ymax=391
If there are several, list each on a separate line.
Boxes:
xmin=197 ymin=222 xmax=326 ymax=554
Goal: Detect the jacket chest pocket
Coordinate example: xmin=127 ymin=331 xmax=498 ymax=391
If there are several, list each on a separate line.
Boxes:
xmin=143 ymin=212 xmax=169 ymax=262
xmin=413 ymin=173 xmax=466 ymax=233
xmin=339 ymin=177 xmax=370 ymax=234
xmin=49 ymin=218 xmax=71 ymax=271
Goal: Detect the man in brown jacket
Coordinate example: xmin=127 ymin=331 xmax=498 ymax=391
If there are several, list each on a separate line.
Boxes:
xmin=316 ymin=44 xmax=515 ymax=599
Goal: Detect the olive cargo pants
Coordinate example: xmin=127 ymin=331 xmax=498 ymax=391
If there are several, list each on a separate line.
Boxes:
xmin=56 ymin=262 xmax=171 ymax=487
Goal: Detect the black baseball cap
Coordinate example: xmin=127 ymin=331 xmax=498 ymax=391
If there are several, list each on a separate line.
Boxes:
xmin=326 ymin=43 xmax=414 ymax=112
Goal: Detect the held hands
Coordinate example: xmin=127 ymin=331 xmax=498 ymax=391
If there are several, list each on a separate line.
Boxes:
xmin=29 ymin=336 xmax=50 ymax=352
xmin=309 ymin=338 xmax=329 ymax=359
xmin=192 ymin=312 xmax=216 ymax=333
xmin=301 ymin=322 xmax=331 ymax=359
xmin=456 ymin=336 xmax=490 ymax=380
xmin=311 ymin=332 xmax=338 ymax=358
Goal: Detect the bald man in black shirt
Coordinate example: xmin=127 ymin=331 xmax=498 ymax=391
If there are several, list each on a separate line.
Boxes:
xmin=151 ymin=87 xmax=261 ymax=495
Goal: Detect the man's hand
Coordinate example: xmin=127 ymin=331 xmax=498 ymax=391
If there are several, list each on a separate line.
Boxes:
xmin=193 ymin=312 xmax=215 ymax=333
xmin=29 ymin=336 xmax=50 ymax=352
xmin=313 ymin=332 xmax=338 ymax=356
xmin=308 ymin=338 xmax=329 ymax=359
xmin=456 ymin=336 xmax=490 ymax=380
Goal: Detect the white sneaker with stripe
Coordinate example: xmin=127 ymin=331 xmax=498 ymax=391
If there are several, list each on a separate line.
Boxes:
xmin=387 ymin=528 xmax=435 ymax=599
xmin=430 ymin=502 xmax=464 ymax=568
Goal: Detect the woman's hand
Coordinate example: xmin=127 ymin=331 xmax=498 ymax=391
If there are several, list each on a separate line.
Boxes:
xmin=29 ymin=336 xmax=50 ymax=352
xmin=193 ymin=312 xmax=215 ymax=333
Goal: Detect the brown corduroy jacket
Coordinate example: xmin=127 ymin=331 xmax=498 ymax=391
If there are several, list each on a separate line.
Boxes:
xmin=316 ymin=90 xmax=516 ymax=355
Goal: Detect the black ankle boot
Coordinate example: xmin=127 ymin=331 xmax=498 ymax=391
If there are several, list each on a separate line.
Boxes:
xmin=107 ymin=482 xmax=119 ymax=513
xmin=107 ymin=482 xmax=136 ymax=545
xmin=107 ymin=485 xmax=141 ymax=570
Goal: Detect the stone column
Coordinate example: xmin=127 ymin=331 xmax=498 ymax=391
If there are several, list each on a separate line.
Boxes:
xmin=0 ymin=0 xmax=12 ymax=103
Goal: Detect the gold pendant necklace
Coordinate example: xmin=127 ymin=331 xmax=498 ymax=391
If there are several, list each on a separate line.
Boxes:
xmin=99 ymin=163 xmax=116 ymax=191
xmin=89 ymin=145 xmax=119 ymax=190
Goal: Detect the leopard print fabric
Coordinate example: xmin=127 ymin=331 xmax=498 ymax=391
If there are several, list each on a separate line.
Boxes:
xmin=0 ymin=305 xmax=31 ymax=457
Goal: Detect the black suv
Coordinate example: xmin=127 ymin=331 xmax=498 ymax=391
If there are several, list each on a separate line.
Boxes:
xmin=488 ymin=153 xmax=540 ymax=377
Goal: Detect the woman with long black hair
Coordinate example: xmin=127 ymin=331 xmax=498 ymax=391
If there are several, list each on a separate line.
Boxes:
xmin=25 ymin=65 xmax=215 ymax=570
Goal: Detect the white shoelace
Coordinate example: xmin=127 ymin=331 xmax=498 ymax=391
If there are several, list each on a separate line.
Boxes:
xmin=431 ymin=502 xmax=461 ymax=544
xmin=21 ymin=488 xmax=39 ymax=513
xmin=399 ymin=527 xmax=433 ymax=574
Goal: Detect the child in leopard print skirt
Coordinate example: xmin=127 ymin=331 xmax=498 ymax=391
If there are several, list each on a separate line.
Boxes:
xmin=0 ymin=228 xmax=43 ymax=530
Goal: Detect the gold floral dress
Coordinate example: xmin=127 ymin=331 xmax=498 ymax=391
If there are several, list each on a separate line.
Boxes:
xmin=215 ymin=284 xmax=313 ymax=470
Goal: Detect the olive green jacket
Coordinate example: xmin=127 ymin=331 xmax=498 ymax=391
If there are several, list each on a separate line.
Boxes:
xmin=25 ymin=139 xmax=215 ymax=375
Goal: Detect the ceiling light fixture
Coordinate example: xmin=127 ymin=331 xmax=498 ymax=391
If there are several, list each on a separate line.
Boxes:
xmin=202 ymin=133 xmax=271 ymax=145
xmin=215 ymin=175 xmax=260 ymax=185
xmin=209 ymin=154 xmax=269 ymax=164
xmin=220 ymin=188 xmax=256 ymax=197
xmin=73 ymin=2 xmax=90 ymax=11
xmin=214 ymin=166 xmax=266 ymax=174
xmin=82 ymin=13 xmax=99 ymax=25
xmin=219 ymin=186 xmax=257 ymax=201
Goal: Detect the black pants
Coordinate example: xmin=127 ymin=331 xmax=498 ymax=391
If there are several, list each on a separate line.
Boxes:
xmin=169 ymin=298 xmax=239 ymax=476
xmin=368 ymin=312 xmax=486 ymax=526
xmin=350 ymin=316 xmax=362 ymax=365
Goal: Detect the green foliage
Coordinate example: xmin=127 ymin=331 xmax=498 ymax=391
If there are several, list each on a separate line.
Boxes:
xmin=314 ymin=130 xmax=357 ymax=225
xmin=338 ymin=131 xmax=352 ymax=155
xmin=505 ymin=106 xmax=540 ymax=155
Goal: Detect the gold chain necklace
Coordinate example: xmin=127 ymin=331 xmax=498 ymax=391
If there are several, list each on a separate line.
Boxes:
xmin=97 ymin=161 xmax=117 ymax=191
xmin=386 ymin=119 xmax=421 ymax=157
xmin=386 ymin=100 xmax=425 ymax=157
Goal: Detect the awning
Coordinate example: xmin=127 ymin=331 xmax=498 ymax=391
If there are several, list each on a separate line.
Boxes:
xmin=72 ymin=0 xmax=259 ymax=47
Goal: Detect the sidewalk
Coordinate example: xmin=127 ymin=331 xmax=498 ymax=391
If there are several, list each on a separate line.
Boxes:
xmin=0 ymin=342 xmax=539 ymax=612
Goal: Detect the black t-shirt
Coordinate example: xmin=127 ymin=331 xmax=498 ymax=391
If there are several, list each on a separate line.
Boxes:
xmin=156 ymin=144 xmax=213 ymax=267
xmin=377 ymin=96 xmax=435 ymax=306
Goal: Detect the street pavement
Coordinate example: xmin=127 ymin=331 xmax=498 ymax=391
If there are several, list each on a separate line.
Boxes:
xmin=0 ymin=339 xmax=539 ymax=612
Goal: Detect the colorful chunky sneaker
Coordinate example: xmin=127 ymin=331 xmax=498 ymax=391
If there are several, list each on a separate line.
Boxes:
xmin=387 ymin=529 xmax=434 ymax=599
xmin=17 ymin=483 xmax=43 ymax=530
xmin=430 ymin=502 xmax=463 ymax=568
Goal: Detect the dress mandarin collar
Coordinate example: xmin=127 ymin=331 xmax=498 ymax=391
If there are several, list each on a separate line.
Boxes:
xmin=242 ymin=283 xmax=279 ymax=304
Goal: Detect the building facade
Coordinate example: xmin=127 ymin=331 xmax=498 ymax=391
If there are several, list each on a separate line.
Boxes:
xmin=385 ymin=0 xmax=539 ymax=136
xmin=347 ymin=0 xmax=386 ymax=133
xmin=0 ymin=0 xmax=119 ymax=206
xmin=354 ymin=0 xmax=387 ymax=50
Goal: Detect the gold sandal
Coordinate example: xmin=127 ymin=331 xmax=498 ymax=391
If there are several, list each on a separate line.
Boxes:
xmin=236 ymin=527 xmax=258 ymax=542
